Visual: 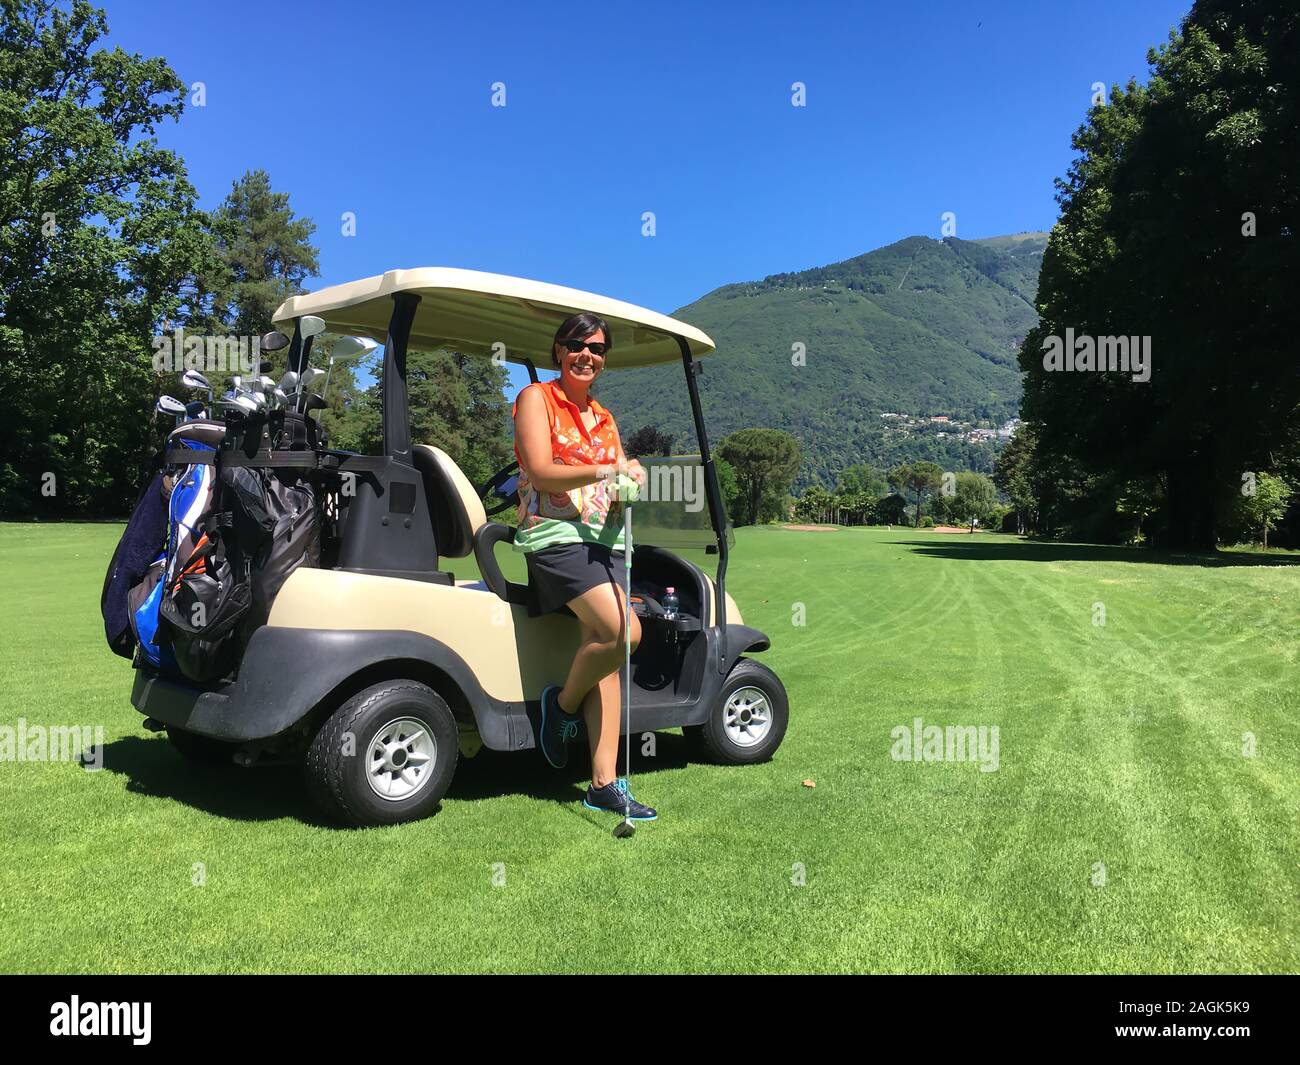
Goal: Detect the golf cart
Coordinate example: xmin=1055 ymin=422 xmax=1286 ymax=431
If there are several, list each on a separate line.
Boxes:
xmin=130 ymin=268 xmax=789 ymax=826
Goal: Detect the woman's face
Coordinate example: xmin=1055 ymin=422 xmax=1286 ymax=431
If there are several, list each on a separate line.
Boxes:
xmin=555 ymin=329 xmax=606 ymax=386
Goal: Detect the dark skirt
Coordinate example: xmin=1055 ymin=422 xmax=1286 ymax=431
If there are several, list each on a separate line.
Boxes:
xmin=524 ymin=541 xmax=627 ymax=617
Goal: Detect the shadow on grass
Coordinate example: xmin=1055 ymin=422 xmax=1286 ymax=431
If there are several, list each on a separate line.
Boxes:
xmin=102 ymin=735 xmax=334 ymax=827
xmin=101 ymin=730 xmax=693 ymax=830
xmin=895 ymin=539 xmax=1300 ymax=568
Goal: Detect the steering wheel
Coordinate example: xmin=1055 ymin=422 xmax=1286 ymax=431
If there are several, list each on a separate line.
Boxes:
xmin=478 ymin=460 xmax=520 ymax=516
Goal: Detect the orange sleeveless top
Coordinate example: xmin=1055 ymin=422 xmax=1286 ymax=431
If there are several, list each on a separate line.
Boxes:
xmin=511 ymin=380 xmax=625 ymax=549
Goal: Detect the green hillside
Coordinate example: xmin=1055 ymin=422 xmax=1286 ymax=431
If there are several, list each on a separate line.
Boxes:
xmin=597 ymin=233 xmax=1046 ymax=489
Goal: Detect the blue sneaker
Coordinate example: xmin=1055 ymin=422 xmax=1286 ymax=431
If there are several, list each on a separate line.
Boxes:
xmin=539 ymin=685 xmax=580 ymax=769
xmin=583 ymin=778 xmax=658 ymax=821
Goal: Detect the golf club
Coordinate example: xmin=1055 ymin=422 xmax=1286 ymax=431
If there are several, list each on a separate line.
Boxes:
xmin=180 ymin=369 xmax=213 ymax=409
xmin=297 ymin=366 xmax=325 ymax=413
xmin=260 ymin=330 xmax=290 ymax=353
xmin=613 ymin=492 xmax=636 ymax=839
xmin=256 ymin=376 xmax=278 ymax=408
xmin=156 ymin=394 xmax=187 ymax=426
xmin=216 ymin=389 xmax=257 ymax=417
xmin=325 ymin=335 xmax=379 ymax=402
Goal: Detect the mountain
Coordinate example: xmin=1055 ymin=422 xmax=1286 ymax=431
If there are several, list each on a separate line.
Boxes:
xmin=594 ymin=232 xmax=1047 ymax=490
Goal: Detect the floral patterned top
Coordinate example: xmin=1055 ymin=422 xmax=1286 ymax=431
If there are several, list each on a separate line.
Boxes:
xmin=511 ymin=379 xmax=628 ymax=553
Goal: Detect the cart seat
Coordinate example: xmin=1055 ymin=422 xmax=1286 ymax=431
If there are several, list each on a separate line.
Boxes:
xmin=412 ymin=445 xmax=486 ymax=559
xmin=412 ymin=444 xmax=534 ymax=607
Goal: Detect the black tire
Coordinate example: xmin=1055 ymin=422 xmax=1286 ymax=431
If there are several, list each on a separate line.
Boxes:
xmin=305 ymin=680 xmax=458 ymax=827
xmin=685 ymin=658 xmax=789 ymax=765
xmin=166 ymin=725 xmax=241 ymax=765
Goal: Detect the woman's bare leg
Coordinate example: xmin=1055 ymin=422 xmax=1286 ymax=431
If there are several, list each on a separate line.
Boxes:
xmin=581 ymin=672 xmax=621 ymax=787
xmin=559 ymin=578 xmax=641 ymax=787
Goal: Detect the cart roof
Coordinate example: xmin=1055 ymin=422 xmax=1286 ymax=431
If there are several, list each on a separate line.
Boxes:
xmin=271 ymin=267 xmax=715 ymax=368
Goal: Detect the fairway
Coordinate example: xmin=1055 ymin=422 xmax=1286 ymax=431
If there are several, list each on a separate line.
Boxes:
xmin=1 ymin=522 xmax=1296 ymax=974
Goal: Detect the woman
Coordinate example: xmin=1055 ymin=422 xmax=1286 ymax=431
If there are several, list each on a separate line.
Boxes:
xmin=512 ymin=312 xmax=657 ymax=822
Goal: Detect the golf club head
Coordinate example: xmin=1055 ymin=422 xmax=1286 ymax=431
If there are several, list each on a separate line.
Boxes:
xmin=260 ymin=330 xmax=290 ymax=353
xmin=300 ymin=367 xmax=325 ymax=390
xmin=331 ymin=335 xmax=379 ymax=360
xmin=256 ymin=376 xmax=276 ymax=393
xmin=301 ymin=392 xmax=327 ymax=414
xmin=180 ymin=370 xmax=211 ymax=392
xmin=613 ymin=819 xmax=636 ymax=839
xmin=258 ymin=360 xmax=273 ymax=375
xmin=273 ymin=387 xmax=288 ymax=406
xmin=278 ymin=370 xmax=299 ymax=393
xmin=231 ymin=374 xmax=243 ymax=392
xmin=184 ymin=401 xmax=206 ymax=418
xmin=234 ymin=395 xmax=259 ymax=414
xmin=156 ymin=395 xmax=186 ymax=417
xmin=299 ymin=315 xmax=326 ymax=339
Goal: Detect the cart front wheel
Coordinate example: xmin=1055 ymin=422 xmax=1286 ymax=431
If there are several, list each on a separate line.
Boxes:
xmin=686 ymin=658 xmax=789 ymax=764
xmin=306 ymin=680 xmax=458 ymax=826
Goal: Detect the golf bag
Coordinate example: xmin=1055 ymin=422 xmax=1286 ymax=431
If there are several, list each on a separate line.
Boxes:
xmin=102 ymin=410 xmax=322 ymax=684
xmin=160 ymin=411 xmax=321 ymax=683
xmin=101 ymin=468 xmax=169 ymax=659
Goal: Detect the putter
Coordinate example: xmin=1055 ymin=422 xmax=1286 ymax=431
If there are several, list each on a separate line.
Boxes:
xmin=613 ymin=494 xmax=636 ymax=839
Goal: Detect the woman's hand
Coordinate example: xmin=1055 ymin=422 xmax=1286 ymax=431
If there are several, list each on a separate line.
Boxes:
xmin=627 ymin=458 xmax=647 ymax=489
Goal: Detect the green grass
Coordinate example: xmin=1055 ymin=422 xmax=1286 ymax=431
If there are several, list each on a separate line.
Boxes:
xmin=1 ymin=521 xmax=1296 ymax=973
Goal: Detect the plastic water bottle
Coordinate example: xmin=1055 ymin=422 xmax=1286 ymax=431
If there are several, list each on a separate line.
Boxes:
xmin=662 ymin=586 xmax=679 ymax=621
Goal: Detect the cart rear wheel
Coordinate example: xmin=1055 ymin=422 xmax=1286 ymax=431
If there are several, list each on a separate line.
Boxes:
xmin=305 ymin=680 xmax=458 ymax=826
xmin=685 ymin=658 xmax=788 ymax=764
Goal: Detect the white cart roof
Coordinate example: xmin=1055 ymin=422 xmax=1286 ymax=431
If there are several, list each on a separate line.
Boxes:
xmin=272 ymin=267 xmax=715 ymax=368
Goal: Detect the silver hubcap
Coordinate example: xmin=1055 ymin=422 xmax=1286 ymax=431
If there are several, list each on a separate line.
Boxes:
xmin=723 ymin=687 xmax=772 ymax=747
xmin=366 ymin=717 xmax=436 ymax=801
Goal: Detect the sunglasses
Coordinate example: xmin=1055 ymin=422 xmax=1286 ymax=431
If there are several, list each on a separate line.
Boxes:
xmin=559 ymin=339 xmax=609 ymax=357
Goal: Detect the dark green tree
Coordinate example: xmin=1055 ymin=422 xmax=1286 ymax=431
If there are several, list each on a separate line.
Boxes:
xmin=889 ymin=461 xmax=944 ymax=527
xmin=1019 ymin=0 xmax=1300 ymax=549
xmin=195 ymin=169 xmax=319 ymax=340
xmin=330 ymin=348 xmax=511 ymax=493
xmin=0 ymin=0 xmax=213 ymax=514
xmin=718 ymin=428 xmax=801 ymax=526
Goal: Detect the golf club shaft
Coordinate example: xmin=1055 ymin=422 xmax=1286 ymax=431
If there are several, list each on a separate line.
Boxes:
xmin=624 ymin=499 xmax=632 ymax=820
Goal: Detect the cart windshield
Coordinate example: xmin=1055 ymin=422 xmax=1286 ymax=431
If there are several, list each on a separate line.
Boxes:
xmin=630 ymin=455 xmax=734 ymax=551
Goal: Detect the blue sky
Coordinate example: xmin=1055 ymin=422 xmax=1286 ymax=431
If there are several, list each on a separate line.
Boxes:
xmin=105 ymin=0 xmax=1190 ymax=389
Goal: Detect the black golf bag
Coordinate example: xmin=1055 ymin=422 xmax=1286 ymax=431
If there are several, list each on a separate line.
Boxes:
xmin=104 ymin=408 xmax=324 ymax=685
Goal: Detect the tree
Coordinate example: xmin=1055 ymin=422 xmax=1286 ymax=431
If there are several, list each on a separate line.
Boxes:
xmin=0 ymin=0 xmax=213 ymax=514
xmin=195 ymin=169 xmax=319 ymax=339
xmin=890 ymin=461 xmax=944 ymax=527
xmin=947 ymin=472 xmax=998 ymax=532
xmin=836 ymin=463 xmax=888 ymax=500
xmin=718 ymin=429 xmax=801 ymax=526
xmin=1234 ymin=473 xmax=1292 ymax=550
xmin=794 ymin=484 xmax=834 ymax=524
xmin=1019 ymin=0 xmax=1300 ymax=550
xmin=624 ymin=425 xmax=674 ymax=458
xmin=874 ymin=493 xmax=908 ymax=525
xmin=329 ymin=348 xmax=511 ymax=493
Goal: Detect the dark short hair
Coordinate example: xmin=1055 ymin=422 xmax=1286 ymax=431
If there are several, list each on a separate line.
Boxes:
xmin=550 ymin=313 xmax=612 ymax=368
